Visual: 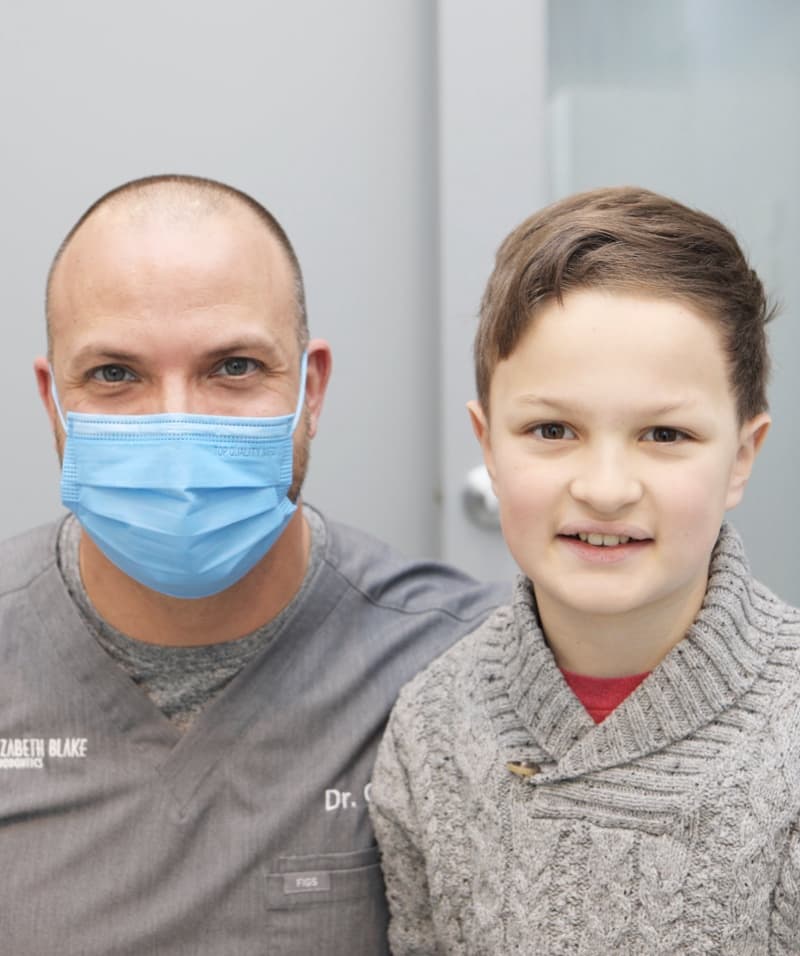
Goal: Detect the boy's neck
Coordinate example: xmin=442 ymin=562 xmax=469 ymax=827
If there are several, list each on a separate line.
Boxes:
xmin=534 ymin=572 xmax=709 ymax=678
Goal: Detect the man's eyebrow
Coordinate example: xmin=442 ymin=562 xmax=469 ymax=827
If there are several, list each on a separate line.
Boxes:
xmin=68 ymin=345 xmax=143 ymax=366
xmin=68 ymin=337 xmax=285 ymax=368
xmin=200 ymin=337 xmax=284 ymax=362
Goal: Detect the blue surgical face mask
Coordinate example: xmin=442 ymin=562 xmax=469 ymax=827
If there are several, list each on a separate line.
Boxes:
xmin=50 ymin=354 xmax=308 ymax=599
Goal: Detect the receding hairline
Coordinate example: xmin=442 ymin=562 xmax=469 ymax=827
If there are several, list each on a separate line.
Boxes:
xmin=45 ymin=174 xmax=308 ymax=353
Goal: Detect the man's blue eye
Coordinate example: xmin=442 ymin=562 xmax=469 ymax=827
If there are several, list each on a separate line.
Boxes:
xmin=93 ymin=365 xmax=132 ymax=383
xmin=220 ymin=358 xmax=254 ymax=376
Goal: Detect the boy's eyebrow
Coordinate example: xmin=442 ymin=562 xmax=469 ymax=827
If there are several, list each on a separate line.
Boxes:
xmin=516 ymin=395 xmax=693 ymax=416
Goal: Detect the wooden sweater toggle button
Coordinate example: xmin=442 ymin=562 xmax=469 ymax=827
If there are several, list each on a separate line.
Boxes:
xmin=506 ymin=760 xmax=541 ymax=778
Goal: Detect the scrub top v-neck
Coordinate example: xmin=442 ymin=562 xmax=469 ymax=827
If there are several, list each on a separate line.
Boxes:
xmin=0 ymin=511 xmax=502 ymax=955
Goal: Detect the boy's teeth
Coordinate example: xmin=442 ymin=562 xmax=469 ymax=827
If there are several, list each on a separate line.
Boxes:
xmin=577 ymin=532 xmax=630 ymax=546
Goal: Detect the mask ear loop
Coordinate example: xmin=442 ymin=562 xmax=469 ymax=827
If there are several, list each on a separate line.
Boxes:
xmin=48 ymin=364 xmax=68 ymax=432
xmin=290 ymin=351 xmax=309 ymax=433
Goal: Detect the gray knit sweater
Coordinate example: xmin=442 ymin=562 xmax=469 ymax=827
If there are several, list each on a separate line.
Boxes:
xmin=370 ymin=526 xmax=800 ymax=954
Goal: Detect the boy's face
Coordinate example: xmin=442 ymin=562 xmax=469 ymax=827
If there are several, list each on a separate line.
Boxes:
xmin=469 ymin=290 xmax=770 ymax=643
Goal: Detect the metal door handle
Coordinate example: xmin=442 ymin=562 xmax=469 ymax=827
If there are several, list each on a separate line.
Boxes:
xmin=462 ymin=465 xmax=501 ymax=530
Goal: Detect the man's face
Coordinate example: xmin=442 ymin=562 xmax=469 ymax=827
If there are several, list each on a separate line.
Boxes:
xmin=41 ymin=205 xmax=320 ymax=499
xmin=470 ymin=289 xmax=769 ymax=639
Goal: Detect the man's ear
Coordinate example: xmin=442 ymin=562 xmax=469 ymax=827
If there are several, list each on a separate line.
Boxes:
xmin=466 ymin=400 xmax=496 ymax=486
xmin=33 ymin=356 xmax=61 ymax=437
xmin=725 ymin=412 xmax=771 ymax=510
xmin=303 ymin=339 xmax=332 ymax=439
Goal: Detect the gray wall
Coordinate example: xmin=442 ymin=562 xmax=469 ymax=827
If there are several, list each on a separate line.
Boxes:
xmin=0 ymin=0 xmax=441 ymax=557
xmin=1 ymin=1 xmax=798 ymax=604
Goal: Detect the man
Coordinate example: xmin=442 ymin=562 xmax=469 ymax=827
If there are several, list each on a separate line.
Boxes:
xmin=0 ymin=175 xmax=500 ymax=955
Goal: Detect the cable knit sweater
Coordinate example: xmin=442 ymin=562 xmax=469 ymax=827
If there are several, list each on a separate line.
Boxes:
xmin=370 ymin=526 xmax=800 ymax=954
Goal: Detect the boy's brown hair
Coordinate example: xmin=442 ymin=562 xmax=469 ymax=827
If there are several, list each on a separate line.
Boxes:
xmin=475 ymin=186 xmax=774 ymax=422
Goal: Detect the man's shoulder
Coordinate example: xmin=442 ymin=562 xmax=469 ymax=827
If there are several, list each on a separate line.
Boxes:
xmin=0 ymin=520 xmax=61 ymax=597
xmin=317 ymin=508 xmax=508 ymax=624
xmin=399 ymin=602 xmax=512 ymax=699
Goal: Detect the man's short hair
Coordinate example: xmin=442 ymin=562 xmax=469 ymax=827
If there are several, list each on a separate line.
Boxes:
xmin=46 ymin=174 xmax=308 ymax=354
xmin=474 ymin=186 xmax=775 ymax=422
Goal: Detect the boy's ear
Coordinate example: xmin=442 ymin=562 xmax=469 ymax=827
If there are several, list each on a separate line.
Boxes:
xmin=466 ymin=400 xmax=496 ymax=483
xmin=725 ymin=412 xmax=771 ymax=510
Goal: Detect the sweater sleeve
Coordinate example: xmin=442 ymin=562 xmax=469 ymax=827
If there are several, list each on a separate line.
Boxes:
xmin=770 ymin=817 xmax=800 ymax=952
xmin=369 ymin=698 xmax=441 ymax=956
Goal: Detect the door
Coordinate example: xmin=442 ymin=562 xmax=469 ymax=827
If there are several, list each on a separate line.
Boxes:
xmin=439 ymin=0 xmax=800 ymax=605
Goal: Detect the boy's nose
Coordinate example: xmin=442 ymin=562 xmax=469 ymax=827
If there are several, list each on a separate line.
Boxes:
xmin=568 ymin=449 xmax=644 ymax=514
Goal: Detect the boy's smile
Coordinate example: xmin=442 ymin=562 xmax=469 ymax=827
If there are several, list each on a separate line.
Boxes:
xmin=469 ymin=290 xmax=770 ymax=675
xmin=557 ymin=528 xmax=652 ymax=565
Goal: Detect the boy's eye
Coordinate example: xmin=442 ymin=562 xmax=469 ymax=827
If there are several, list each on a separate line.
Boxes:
xmin=90 ymin=364 xmax=136 ymax=383
xmin=642 ymin=426 xmax=688 ymax=443
xmin=214 ymin=357 xmax=260 ymax=377
xmin=531 ymin=422 xmax=576 ymax=440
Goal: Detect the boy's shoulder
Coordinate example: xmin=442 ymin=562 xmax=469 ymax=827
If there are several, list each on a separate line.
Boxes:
xmin=742 ymin=572 xmax=800 ymax=655
xmin=755 ymin=576 xmax=800 ymax=698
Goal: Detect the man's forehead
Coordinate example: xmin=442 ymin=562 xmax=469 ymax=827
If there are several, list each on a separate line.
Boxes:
xmin=55 ymin=178 xmax=288 ymax=271
xmin=102 ymin=184 xmax=229 ymax=221
xmin=50 ymin=202 xmax=290 ymax=309
xmin=45 ymin=178 xmax=305 ymax=362
xmin=58 ymin=193 xmax=276 ymax=263
xmin=46 ymin=211 xmax=300 ymax=373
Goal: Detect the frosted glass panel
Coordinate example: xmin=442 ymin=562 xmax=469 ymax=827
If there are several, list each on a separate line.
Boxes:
xmin=547 ymin=0 xmax=800 ymax=603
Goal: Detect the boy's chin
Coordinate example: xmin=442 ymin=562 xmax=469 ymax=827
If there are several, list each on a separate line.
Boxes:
xmin=535 ymin=586 xmax=655 ymax=621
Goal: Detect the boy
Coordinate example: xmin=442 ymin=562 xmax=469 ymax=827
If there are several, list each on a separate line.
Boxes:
xmin=369 ymin=187 xmax=800 ymax=953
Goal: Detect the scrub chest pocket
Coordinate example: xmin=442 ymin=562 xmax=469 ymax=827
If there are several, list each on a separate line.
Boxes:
xmin=264 ymin=846 xmax=389 ymax=955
